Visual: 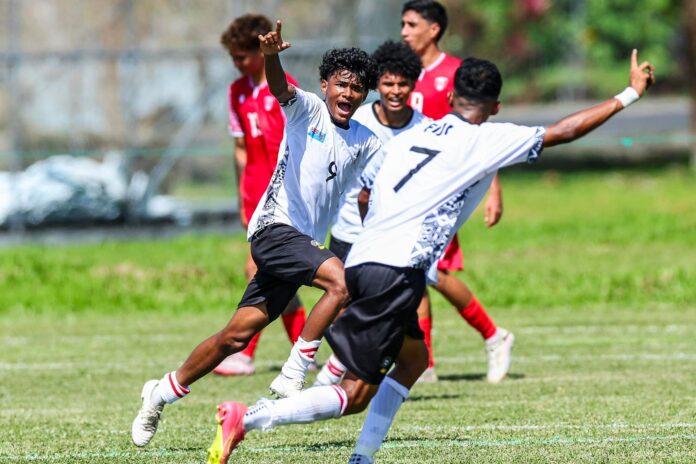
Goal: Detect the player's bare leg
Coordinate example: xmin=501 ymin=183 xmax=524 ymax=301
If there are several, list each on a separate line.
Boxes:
xmin=211 ymin=336 xmax=428 ymax=463
xmin=132 ymin=304 xmax=269 ymax=447
xmin=215 ymin=251 xmax=308 ymax=377
xmin=433 ymin=270 xmax=514 ymax=383
xmin=270 ymin=257 xmax=349 ymax=398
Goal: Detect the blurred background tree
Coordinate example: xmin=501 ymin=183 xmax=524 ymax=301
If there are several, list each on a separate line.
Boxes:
xmin=443 ymin=0 xmax=683 ymax=102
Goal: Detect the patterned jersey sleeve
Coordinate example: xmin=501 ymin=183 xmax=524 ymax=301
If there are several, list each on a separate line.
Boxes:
xmin=281 ymin=86 xmax=322 ymax=127
xmin=227 ymin=84 xmax=244 ymax=138
xmin=477 ymin=123 xmax=545 ymax=173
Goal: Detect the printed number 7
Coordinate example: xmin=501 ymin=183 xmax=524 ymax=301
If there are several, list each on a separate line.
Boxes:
xmin=393 ymin=146 xmax=441 ymax=192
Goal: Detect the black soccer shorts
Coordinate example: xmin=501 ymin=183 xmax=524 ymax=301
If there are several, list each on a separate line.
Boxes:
xmin=325 ymin=263 xmax=425 ymax=384
xmin=328 ymin=235 xmax=353 ymax=263
xmin=237 ymin=223 xmax=336 ymax=321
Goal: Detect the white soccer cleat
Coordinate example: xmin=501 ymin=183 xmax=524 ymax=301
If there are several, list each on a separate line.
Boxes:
xmin=131 ymin=379 xmax=164 ymax=447
xmin=416 ymin=366 xmax=438 ymax=384
xmin=269 ymin=372 xmax=305 ymax=398
xmin=486 ymin=328 xmax=515 ymax=383
xmin=213 ymin=353 xmax=256 ymax=376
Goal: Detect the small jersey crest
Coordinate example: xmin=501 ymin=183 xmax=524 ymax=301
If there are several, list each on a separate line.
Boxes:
xmin=238 ymin=94 xmax=246 ymax=104
xmin=264 ymin=96 xmax=275 ymax=112
xmin=310 ymin=240 xmax=326 ymax=250
xmin=434 ymin=76 xmax=449 ymax=92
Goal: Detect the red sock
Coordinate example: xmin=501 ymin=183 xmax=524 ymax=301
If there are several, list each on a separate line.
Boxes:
xmin=241 ymin=332 xmax=261 ymax=358
xmin=458 ymin=297 xmax=497 ymax=340
xmin=418 ymin=317 xmax=435 ymax=368
xmin=282 ymin=307 xmax=306 ymax=344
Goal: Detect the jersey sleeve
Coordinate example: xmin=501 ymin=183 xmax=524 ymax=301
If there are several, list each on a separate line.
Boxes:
xmin=358 ymin=134 xmax=386 ymax=190
xmin=227 ymin=85 xmax=244 ymax=138
xmin=478 ymin=123 xmax=545 ymax=172
xmin=280 ymin=86 xmax=321 ymax=127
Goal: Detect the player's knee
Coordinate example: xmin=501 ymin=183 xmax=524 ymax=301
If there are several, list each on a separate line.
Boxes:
xmin=217 ymin=328 xmax=253 ymax=354
xmin=325 ymin=275 xmax=350 ymax=306
xmin=343 ymin=388 xmax=372 ymax=415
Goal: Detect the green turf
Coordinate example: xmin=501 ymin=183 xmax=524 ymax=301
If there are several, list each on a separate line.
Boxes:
xmin=1 ymin=169 xmax=695 ymax=463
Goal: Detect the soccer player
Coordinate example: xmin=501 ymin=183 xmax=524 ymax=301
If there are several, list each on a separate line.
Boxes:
xmin=316 ymin=40 xmax=427 ymax=386
xmin=215 ymin=14 xmax=308 ymax=377
xmin=207 ymin=50 xmax=654 ymax=464
xmin=402 ymin=0 xmax=512 ymax=383
xmin=131 ymin=20 xmax=381 ymax=447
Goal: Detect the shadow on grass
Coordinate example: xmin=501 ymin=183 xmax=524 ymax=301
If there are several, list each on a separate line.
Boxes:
xmin=409 ymin=393 xmax=462 ymax=401
xmin=437 ymin=372 xmax=526 ymax=382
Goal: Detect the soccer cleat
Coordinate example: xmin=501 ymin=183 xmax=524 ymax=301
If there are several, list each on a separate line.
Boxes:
xmin=131 ymin=380 xmax=164 ymax=447
xmin=213 ymin=353 xmax=256 ymax=376
xmin=348 ymin=453 xmax=374 ymax=464
xmin=486 ymin=328 xmax=515 ymax=383
xmin=269 ymin=372 xmax=305 ymax=398
xmin=206 ymin=401 xmax=248 ymax=464
xmin=416 ymin=366 xmax=438 ymax=384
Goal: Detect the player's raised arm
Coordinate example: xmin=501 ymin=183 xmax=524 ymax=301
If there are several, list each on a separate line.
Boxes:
xmin=543 ymin=49 xmax=655 ymax=148
xmin=259 ymin=20 xmax=295 ymax=103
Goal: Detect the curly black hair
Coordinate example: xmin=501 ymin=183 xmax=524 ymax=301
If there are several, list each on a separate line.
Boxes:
xmin=319 ymin=47 xmax=379 ymax=91
xmin=220 ymin=14 xmax=272 ymax=53
xmin=402 ymin=0 xmax=448 ymax=42
xmin=372 ymin=40 xmax=422 ymax=82
xmin=453 ymin=57 xmax=503 ymax=103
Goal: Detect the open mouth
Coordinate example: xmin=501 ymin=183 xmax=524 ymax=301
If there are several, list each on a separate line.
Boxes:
xmin=336 ymin=102 xmax=352 ymax=115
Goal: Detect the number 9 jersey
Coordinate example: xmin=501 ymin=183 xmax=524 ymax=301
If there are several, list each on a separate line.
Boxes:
xmin=346 ymin=113 xmax=545 ymax=277
xmin=228 ymin=73 xmax=300 ymax=224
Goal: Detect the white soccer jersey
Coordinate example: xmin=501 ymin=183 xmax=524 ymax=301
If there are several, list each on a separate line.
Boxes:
xmin=331 ymin=103 xmax=429 ymax=243
xmin=346 ymin=113 xmax=545 ymax=273
xmin=247 ymin=87 xmax=383 ymax=243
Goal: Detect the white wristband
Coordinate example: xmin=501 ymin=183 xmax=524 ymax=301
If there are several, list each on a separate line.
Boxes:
xmin=614 ymin=87 xmax=640 ymax=108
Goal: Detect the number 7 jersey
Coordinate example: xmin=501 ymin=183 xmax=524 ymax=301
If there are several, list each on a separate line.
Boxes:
xmin=346 ymin=112 xmax=545 ymax=274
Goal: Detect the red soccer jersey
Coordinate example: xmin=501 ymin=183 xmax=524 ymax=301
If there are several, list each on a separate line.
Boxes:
xmin=408 ymin=53 xmax=461 ymax=120
xmin=228 ymin=72 xmax=299 ymax=222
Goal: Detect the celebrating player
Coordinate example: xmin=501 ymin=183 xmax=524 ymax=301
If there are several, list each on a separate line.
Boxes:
xmin=215 ymin=14 xmax=308 ymax=377
xmin=315 ymin=40 xmax=427 ymax=386
xmin=402 ymin=0 xmax=512 ymax=383
xmin=207 ymin=50 xmax=654 ymax=464
xmin=131 ymin=20 xmax=382 ymax=448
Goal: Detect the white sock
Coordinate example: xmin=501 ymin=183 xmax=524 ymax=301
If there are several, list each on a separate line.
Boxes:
xmin=280 ymin=337 xmax=321 ymax=381
xmin=243 ymin=385 xmax=347 ymax=432
xmin=353 ymin=377 xmax=409 ymax=459
xmin=152 ymin=371 xmax=190 ymax=405
xmin=485 ymin=328 xmax=502 ymax=345
xmin=314 ymin=353 xmax=347 ymax=386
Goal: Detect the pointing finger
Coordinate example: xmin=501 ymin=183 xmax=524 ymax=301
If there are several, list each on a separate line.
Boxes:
xmin=631 ymin=49 xmax=638 ymax=69
xmin=276 ymin=20 xmax=282 ymax=35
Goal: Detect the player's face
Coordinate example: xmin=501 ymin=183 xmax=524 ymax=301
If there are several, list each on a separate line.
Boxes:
xmin=401 ymin=10 xmax=439 ymax=55
xmin=377 ymin=72 xmax=415 ymax=113
xmin=229 ymin=47 xmax=265 ymax=77
xmin=321 ymin=70 xmax=368 ymax=126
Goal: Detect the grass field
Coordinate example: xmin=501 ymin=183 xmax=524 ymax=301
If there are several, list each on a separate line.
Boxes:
xmin=1 ymin=168 xmax=695 ymax=463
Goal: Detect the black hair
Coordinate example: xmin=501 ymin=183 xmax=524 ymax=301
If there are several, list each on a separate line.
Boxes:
xmin=401 ymin=0 xmax=448 ymax=42
xmin=372 ymin=40 xmax=422 ymax=82
xmin=319 ymin=47 xmax=378 ymax=91
xmin=453 ymin=57 xmax=503 ymax=103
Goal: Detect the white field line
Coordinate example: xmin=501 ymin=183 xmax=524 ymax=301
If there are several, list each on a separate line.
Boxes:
xmin=1 ymin=323 xmax=692 ymax=345
xmin=4 ymin=434 xmax=696 ymax=461
xmin=2 ymin=352 xmax=696 ymax=371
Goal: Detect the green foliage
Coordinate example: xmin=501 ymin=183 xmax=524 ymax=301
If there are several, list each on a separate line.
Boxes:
xmin=443 ymin=0 xmax=682 ymax=101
